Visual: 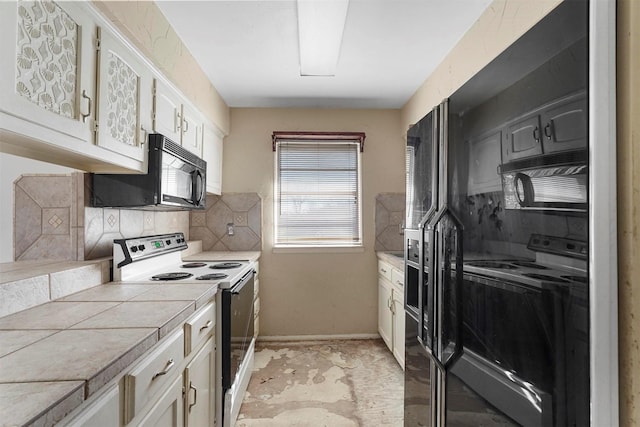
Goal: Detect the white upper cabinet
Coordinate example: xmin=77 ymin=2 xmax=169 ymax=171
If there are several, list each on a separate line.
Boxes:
xmin=0 ymin=0 xmax=96 ymax=145
xmin=95 ymin=26 xmax=152 ymax=164
xmin=153 ymin=79 xmax=181 ymax=143
xmin=202 ymin=122 xmax=223 ymax=195
xmin=1 ymin=1 xmax=220 ymax=174
xmin=153 ymin=79 xmax=203 ymax=157
xmin=180 ymin=103 xmax=203 ymax=157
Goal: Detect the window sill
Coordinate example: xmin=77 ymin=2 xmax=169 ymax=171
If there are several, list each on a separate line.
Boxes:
xmin=272 ymin=245 xmax=365 ymax=254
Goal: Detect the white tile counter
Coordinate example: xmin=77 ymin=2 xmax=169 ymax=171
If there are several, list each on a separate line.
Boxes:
xmin=0 ymin=279 xmax=219 ymax=426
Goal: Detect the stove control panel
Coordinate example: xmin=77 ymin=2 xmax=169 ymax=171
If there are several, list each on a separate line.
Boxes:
xmin=114 ymin=233 xmax=188 ymax=267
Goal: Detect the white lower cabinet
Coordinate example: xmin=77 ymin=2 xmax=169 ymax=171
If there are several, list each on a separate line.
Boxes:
xmin=60 ymin=301 xmax=217 ymax=426
xmin=391 ymin=288 xmax=405 ymax=368
xmin=377 ymin=259 xmax=405 ymax=369
xmin=124 ymin=329 xmax=185 ymax=423
xmin=138 ymin=376 xmax=185 ymax=427
xmin=63 ymin=385 xmax=120 ymax=427
xmin=184 ymin=338 xmax=215 ymax=427
xmin=378 ymin=277 xmax=393 ymax=350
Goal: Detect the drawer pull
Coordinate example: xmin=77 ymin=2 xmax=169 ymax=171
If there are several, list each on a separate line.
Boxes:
xmin=188 ymin=382 xmax=198 ymax=413
xmin=152 ymin=358 xmax=175 ymax=380
xmin=381 ymin=268 xmax=387 ymax=273
xmin=396 ymin=280 xmax=403 ymax=286
xmin=199 ymin=320 xmax=213 ymax=332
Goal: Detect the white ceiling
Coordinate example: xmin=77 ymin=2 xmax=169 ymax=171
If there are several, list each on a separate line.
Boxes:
xmin=155 ymin=0 xmax=493 ymax=109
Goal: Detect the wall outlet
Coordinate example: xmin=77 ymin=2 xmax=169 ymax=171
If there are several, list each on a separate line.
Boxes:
xmin=227 ymin=223 xmax=235 ymax=236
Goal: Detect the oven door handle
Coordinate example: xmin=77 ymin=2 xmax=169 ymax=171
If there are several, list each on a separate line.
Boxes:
xmin=230 ymin=270 xmax=254 ymax=294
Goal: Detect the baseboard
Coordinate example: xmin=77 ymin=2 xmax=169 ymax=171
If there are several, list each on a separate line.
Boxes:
xmin=257 ymin=333 xmax=380 ymax=342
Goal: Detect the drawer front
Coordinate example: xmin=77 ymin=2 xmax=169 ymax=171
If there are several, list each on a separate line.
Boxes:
xmin=391 ymin=268 xmax=404 ymax=288
xmin=378 ymin=261 xmax=392 ymax=282
xmin=184 ymin=302 xmax=215 ymax=355
xmin=124 ymin=329 xmax=185 ymax=423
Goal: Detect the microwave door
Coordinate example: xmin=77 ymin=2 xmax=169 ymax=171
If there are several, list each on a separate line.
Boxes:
xmin=191 ymin=170 xmax=205 ymax=206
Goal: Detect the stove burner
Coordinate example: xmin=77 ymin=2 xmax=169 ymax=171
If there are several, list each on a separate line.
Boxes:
xmin=466 ymin=261 xmax=518 ymax=269
xmin=210 ymin=262 xmax=243 ymax=270
xmin=561 ymin=275 xmax=588 ymax=284
xmin=181 ymin=262 xmax=207 ymax=268
xmin=521 ymin=273 xmax=570 ymax=283
xmin=511 ymin=261 xmax=549 ymax=270
xmin=151 ymin=272 xmax=193 ymax=281
xmin=196 ymin=273 xmax=229 ymax=281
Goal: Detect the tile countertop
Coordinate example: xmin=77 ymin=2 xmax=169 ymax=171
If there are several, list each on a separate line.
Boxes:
xmin=376 ymin=251 xmax=405 ymax=271
xmin=0 ymin=248 xmax=258 ymax=426
xmin=0 ymin=280 xmax=218 ymax=427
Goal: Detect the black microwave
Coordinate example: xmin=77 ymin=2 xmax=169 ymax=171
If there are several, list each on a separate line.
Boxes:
xmin=91 ymin=134 xmax=207 ymax=210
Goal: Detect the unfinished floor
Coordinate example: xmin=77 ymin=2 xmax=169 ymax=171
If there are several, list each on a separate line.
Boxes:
xmin=236 ymin=339 xmax=404 ymax=426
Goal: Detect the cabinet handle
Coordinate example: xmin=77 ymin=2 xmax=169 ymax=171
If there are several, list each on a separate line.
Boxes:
xmin=151 ymin=358 xmax=175 ymax=380
xmin=380 ymin=268 xmax=387 ymax=274
xmin=176 ymin=112 xmax=182 ymax=131
xmin=183 ymin=119 xmax=189 ymax=133
xmin=188 ymin=382 xmax=198 ymax=413
xmin=532 ymin=126 xmax=541 ymax=142
xmin=544 ymin=122 xmax=553 ymax=140
xmin=396 ymin=280 xmax=403 ymax=286
xmin=199 ymin=320 xmax=212 ymax=332
xmin=80 ymin=90 xmax=92 ymax=123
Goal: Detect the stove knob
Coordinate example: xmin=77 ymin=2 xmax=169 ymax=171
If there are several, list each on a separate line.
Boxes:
xmin=138 ymin=244 xmax=145 ymax=251
xmin=166 ymin=240 xmax=171 ymax=245
xmin=130 ymin=246 xmax=138 ymax=253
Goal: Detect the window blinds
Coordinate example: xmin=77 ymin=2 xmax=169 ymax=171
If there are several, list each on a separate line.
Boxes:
xmin=275 ymin=140 xmax=362 ymax=247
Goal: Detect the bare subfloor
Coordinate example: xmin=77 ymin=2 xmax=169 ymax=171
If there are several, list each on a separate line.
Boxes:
xmin=236 ymin=339 xmax=404 ymax=427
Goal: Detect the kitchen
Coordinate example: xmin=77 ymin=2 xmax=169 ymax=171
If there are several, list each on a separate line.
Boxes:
xmin=0 ymin=0 xmax=635 ymax=426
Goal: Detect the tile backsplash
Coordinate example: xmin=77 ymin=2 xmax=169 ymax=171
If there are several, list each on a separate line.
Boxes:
xmin=189 ymin=193 xmax=262 ymax=251
xmin=14 ymin=173 xmax=189 ymax=261
xmin=375 ymin=193 xmax=406 ymax=252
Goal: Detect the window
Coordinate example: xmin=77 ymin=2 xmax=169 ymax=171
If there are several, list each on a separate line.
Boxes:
xmin=273 ymin=132 xmax=365 ymax=248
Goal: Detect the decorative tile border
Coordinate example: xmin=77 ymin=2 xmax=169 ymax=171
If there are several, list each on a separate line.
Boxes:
xmin=375 ymin=193 xmax=405 ymax=252
xmin=190 ymin=193 xmax=262 ymax=251
xmin=13 ymin=173 xmax=189 ymax=261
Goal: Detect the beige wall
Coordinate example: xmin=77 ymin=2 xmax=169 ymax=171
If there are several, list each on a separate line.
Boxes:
xmin=400 ymin=0 xmax=562 ymax=130
xmin=93 ymin=1 xmax=230 ymax=134
xmin=617 ymin=0 xmax=640 ymax=424
xmin=224 ymin=108 xmax=403 ymax=337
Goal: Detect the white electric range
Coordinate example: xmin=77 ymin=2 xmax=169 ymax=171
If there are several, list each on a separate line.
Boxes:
xmin=112 ymin=233 xmax=256 ymax=427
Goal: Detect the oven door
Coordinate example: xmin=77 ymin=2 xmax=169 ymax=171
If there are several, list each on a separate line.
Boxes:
xmin=221 ymin=270 xmax=255 ymax=391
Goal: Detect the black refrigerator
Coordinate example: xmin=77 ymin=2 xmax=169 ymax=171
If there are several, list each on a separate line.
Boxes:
xmin=403 ymin=1 xmax=590 ymax=426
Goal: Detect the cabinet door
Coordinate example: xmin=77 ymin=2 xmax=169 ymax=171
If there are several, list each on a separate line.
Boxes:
xmin=502 ymin=114 xmax=543 ymax=162
xmin=153 ymin=79 xmax=182 ymax=143
xmin=541 ymin=92 xmax=587 ymax=154
xmin=95 ymin=27 xmax=151 ymax=163
xmin=138 ymin=376 xmax=184 ymax=427
xmin=63 ymin=384 xmax=120 ymax=427
xmin=180 ymin=104 xmax=203 ymax=157
xmin=468 ymin=130 xmax=502 ymax=195
xmin=184 ymin=338 xmax=215 ymax=427
xmin=0 ymin=0 xmax=96 ymax=144
xmin=378 ymin=278 xmax=393 ymax=351
xmin=202 ymin=123 xmax=223 ymax=195
xmin=391 ymin=288 xmax=405 ymax=369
